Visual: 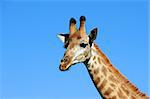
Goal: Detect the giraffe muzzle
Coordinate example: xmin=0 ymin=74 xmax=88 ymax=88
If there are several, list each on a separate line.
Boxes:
xmin=59 ymin=56 xmax=71 ymax=71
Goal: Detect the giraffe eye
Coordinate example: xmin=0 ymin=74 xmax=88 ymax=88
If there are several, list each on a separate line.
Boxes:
xmin=80 ymin=43 xmax=88 ymax=48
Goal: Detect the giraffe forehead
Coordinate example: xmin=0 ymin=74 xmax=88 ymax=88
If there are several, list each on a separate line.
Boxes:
xmin=69 ymin=32 xmax=81 ymax=39
xmin=69 ymin=34 xmax=89 ymax=43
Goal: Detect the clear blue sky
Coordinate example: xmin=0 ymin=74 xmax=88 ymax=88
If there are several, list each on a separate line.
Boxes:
xmin=0 ymin=0 xmax=149 ymax=99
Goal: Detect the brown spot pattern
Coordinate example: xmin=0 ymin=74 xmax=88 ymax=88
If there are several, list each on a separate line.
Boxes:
xmin=92 ymin=44 xmax=148 ymax=98
xmin=121 ymin=85 xmax=129 ymax=96
xmin=101 ymin=66 xmax=107 ymax=76
xmin=97 ymin=57 xmax=101 ymax=64
xmin=94 ymin=77 xmax=100 ymax=85
xmin=99 ymin=79 xmax=107 ymax=90
xmin=94 ymin=68 xmax=99 ymax=75
xmin=104 ymin=87 xmax=113 ymax=96
xmin=130 ymin=95 xmax=136 ymax=99
xmin=91 ymin=64 xmax=94 ymax=68
xmin=93 ymin=56 xmax=96 ymax=60
xmin=117 ymin=88 xmax=127 ymax=98
xmin=77 ymin=36 xmax=81 ymax=39
xmin=109 ymin=75 xmax=118 ymax=83
xmin=111 ymin=96 xmax=117 ymax=99
xmin=94 ymin=61 xmax=97 ymax=65
xmin=110 ymin=83 xmax=116 ymax=89
xmin=108 ymin=68 xmax=113 ymax=73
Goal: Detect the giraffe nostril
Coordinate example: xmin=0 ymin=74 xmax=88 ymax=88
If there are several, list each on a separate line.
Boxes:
xmin=62 ymin=65 xmax=66 ymax=68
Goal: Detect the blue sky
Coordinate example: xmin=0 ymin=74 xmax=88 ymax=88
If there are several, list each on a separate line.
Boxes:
xmin=0 ymin=0 xmax=149 ymax=99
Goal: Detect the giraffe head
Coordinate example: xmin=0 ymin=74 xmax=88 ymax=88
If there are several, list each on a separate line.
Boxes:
xmin=58 ymin=16 xmax=98 ymax=71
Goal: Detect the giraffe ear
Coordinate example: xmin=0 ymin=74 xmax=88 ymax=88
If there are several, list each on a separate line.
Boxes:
xmin=57 ymin=34 xmax=69 ymax=43
xmin=89 ymin=28 xmax=98 ymax=42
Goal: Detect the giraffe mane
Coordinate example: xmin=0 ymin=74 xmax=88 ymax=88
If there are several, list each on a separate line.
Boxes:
xmin=93 ymin=43 xmax=147 ymax=97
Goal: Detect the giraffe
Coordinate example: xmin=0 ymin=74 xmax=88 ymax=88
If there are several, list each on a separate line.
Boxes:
xmin=57 ymin=16 xmax=148 ymax=99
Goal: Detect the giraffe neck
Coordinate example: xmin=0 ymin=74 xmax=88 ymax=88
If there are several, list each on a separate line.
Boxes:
xmin=84 ymin=43 xmax=148 ymax=99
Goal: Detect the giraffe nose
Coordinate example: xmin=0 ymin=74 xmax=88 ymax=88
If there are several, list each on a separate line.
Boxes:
xmin=59 ymin=64 xmax=67 ymax=71
xmin=60 ymin=56 xmax=70 ymax=71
